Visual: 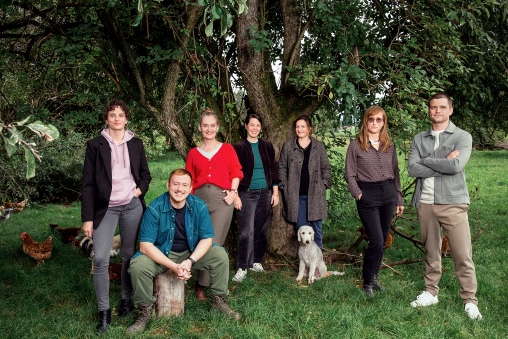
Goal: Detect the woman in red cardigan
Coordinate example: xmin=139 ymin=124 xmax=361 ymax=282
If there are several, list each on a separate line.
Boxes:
xmin=185 ymin=108 xmax=243 ymax=300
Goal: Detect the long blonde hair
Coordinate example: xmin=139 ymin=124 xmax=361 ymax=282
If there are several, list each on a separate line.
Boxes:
xmin=358 ymin=106 xmax=391 ymax=152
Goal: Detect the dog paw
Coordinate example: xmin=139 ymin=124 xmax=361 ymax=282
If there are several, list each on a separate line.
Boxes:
xmin=308 ymin=276 xmax=315 ymax=284
xmin=296 ymin=276 xmax=303 ymax=282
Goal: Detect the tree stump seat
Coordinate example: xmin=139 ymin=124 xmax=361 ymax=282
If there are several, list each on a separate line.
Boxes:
xmin=153 ymin=270 xmax=185 ymax=317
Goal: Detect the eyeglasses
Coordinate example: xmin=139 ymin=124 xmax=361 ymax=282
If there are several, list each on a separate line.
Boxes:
xmin=368 ymin=117 xmax=384 ymax=124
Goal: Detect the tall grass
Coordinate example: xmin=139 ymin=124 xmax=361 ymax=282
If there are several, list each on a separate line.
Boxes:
xmin=0 ymin=151 xmax=506 ymax=338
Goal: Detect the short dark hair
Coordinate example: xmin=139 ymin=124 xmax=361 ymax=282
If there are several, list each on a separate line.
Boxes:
xmin=429 ymin=93 xmax=453 ymax=108
xmin=244 ymin=113 xmax=263 ymax=126
xmin=102 ymin=99 xmax=130 ymax=121
xmin=168 ymin=168 xmax=193 ymax=182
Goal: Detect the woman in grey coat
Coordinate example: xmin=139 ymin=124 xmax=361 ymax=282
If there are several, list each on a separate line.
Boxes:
xmin=278 ymin=115 xmax=332 ymax=248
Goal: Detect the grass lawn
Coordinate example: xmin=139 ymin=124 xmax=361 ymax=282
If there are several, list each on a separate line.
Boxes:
xmin=0 ymin=150 xmax=507 ymax=338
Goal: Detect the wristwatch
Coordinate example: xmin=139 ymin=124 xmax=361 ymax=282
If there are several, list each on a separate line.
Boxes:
xmin=231 ymin=189 xmax=238 ymax=194
xmin=188 ymin=257 xmax=196 ymax=266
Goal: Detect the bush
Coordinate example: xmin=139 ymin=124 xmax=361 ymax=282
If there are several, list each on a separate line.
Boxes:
xmin=0 ymin=133 xmax=88 ymax=203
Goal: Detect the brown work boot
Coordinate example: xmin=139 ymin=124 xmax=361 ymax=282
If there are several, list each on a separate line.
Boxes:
xmin=211 ymin=295 xmax=241 ymax=321
xmin=195 ymin=284 xmax=207 ymax=301
xmin=126 ymin=303 xmax=154 ymax=334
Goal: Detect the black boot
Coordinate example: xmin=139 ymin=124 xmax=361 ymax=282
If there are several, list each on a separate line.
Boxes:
xmin=372 ymin=276 xmax=387 ymax=291
xmin=96 ymin=309 xmax=111 ymax=332
xmin=119 ymin=299 xmax=133 ymax=316
xmin=363 ymin=283 xmax=374 ymax=298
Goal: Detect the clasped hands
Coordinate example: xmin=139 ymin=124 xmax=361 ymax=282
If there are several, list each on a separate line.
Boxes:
xmin=175 ymin=259 xmax=193 ymax=281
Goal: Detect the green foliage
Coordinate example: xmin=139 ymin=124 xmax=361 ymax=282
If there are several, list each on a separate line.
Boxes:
xmin=248 ymin=26 xmax=274 ymax=52
xmin=0 ymin=132 xmax=87 ymax=202
xmin=199 ymin=0 xmax=248 ymax=37
xmin=0 ymin=117 xmax=60 ymax=180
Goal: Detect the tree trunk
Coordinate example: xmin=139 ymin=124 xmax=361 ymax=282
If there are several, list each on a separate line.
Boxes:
xmin=153 ymin=270 xmax=185 ymax=317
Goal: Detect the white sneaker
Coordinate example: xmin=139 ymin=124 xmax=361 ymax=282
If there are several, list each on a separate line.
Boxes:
xmin=465 ymin=303 xmax=482 ymax=320
xmin=249 ymin=263 xmax=264 ymax=272
xmin=410 ymin=291 xmax=439 ymax=307
xmin=232 ymin=269 xmax=247 ymax=282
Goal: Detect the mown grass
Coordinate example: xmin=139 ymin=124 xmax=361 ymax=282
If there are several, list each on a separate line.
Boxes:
xmin=0 ymin=151 xmax=507 ymax=338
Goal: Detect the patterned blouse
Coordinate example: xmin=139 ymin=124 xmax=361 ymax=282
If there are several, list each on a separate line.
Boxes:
xmin=344 ymin=138 xmax=403 ymax=205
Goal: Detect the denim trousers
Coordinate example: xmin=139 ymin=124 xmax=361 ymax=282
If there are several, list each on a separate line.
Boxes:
xmin=92 ymin=196 xmax=143 ymax=311
xmin=236 ymin=188 xmax=272 ymax=269
xmin=296 ymin=195 xmax=323 ymax=249
xmin=356 ymin=180 xmax=397 ymax=284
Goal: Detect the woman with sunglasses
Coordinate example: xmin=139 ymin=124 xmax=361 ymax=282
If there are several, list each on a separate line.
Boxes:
xmin=345 ymin=106 xmax=404 ymax=298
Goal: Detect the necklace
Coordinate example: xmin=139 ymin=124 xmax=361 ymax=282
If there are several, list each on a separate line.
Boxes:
xmin=369 ymin=140 xmax=380 ymax=145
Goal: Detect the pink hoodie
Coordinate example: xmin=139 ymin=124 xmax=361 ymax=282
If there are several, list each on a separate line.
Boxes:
xmin=101 ymin=129 xmax=137 ymax=207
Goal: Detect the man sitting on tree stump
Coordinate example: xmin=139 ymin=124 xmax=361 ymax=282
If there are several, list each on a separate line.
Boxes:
xmin=127 ymin=168 xmax=241 ymax=334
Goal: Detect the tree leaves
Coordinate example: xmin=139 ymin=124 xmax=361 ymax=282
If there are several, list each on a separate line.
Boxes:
xmin=1 ymin=119 xmax=59 ymax=180
xmin=24 ymin=147 xmax=36 ymax=180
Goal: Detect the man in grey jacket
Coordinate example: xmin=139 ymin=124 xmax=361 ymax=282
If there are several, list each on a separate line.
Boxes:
xmin=408 ymin=93 xmax=482 ymax=320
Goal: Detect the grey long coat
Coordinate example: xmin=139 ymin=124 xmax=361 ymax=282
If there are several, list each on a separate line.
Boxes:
xmin=278 ymin=137 xmax=332 ymax=222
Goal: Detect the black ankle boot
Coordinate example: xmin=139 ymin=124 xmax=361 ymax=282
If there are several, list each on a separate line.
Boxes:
xmin=96 ymin=309 xmax=111 ymax=332
xmin=119 ymin=299 xmax=133 ymax=316
xmin=372 ymin=277 xmax=387 ymax=291
xmin=363 ymin=283 xmax=374 ymax=298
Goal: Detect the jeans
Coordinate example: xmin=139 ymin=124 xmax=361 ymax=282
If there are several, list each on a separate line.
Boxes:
xmin=296 ymin=195 xmax=323 ymax=249
xmin=93 ymin=196 xmax=143 ymax=311
xmin=356 ymin=180 xmax=397 ymax=284
xmin=236 ymin=188 xmax=272 ymax=269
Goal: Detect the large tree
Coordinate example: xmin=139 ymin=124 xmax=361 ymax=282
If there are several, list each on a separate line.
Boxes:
xmin=1 ymin=0 xmax=507 ymax=255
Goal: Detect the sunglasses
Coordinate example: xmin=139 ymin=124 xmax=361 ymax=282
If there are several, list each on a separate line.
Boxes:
xmin=367 ymin=117 xmax=384 ymax=124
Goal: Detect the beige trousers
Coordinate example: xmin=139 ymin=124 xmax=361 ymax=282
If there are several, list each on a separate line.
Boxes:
xmin=194 ymin=184 xmax=234 ymax=286
xmin=417 ymin=203 xmax=478 ymax=305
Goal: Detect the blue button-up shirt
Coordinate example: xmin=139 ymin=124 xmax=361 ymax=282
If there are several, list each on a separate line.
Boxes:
xmin=132 ymin=192 xmax=214 ymax=259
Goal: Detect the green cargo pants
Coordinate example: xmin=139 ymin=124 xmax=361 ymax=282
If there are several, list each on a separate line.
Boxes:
xmin=128 ymin=246 xmax=229 ymax=307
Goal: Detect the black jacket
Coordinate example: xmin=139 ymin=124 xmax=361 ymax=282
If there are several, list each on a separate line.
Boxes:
xmin=233 ymin=138 xmax=279 ymax=191
xmin=81 ymin=135 xmax=151 ymax=229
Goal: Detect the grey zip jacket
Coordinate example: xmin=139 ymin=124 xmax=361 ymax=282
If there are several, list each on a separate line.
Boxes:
xmin=408 ymin=121 xmax=471 ymax=207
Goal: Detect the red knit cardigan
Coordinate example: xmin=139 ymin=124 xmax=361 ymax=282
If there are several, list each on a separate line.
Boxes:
xmin=185 ymin=143 xmax=243 ymax=192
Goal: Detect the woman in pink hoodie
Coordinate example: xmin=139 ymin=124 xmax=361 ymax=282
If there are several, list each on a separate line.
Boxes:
xmin=81 ymin=100 xmax=151 ymax=332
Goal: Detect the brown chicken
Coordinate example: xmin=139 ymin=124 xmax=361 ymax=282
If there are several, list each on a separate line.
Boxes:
xmin=5 ymin=199 xmax=27 ymax=213
xmin=50 ymin=224 xmax=83 ymax=244
xmin=441 ymin=235 xmax=451 ymax=257
xmin=108 ymin=262 xmax=122 ymax=281
xmin=20 ymin=232 xmax=53 ymax=265
xmin=384 ymin=232 xmax=393 ymax=249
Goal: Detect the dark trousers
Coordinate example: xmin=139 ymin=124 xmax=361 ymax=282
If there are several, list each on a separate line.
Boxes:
xmin=296 ymin=195 xmax=323 ymax=249
xmin=236 ymin=188 xmax=272 ymax=269
xmin=356 ymin=180 xmax=397 ymax=284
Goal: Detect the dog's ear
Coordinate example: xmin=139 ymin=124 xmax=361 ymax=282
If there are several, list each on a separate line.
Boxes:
xmin=311 ymin=229 xmax=315 ymax=241
xmin=297 ymin=229 xmax=301 ymax=242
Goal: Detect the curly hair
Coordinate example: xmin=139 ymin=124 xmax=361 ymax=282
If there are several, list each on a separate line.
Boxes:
xmin=102 ymin=99 xmax=130 ymax=122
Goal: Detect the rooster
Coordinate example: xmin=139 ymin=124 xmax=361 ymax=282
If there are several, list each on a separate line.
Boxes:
xmin=20 ymin=232 xmax=53 ymax=265
xmin=50 ymin=224 xmax=83 ymax=244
